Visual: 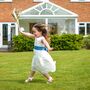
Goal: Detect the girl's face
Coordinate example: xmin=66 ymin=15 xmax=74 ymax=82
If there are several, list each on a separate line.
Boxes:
xmin=32 ymin=27 xmax=42 ymax=37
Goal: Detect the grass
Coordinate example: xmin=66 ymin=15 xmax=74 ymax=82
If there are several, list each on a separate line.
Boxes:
xmin=0 ymin=50 xmax=90 ymax=90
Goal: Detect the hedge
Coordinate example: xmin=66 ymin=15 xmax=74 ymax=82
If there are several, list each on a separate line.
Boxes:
xmin=12 ymin=34 xmax=83 ymax=52
xmin=50 ymin=34 xmax=83 ymax=50
xmin=12 ymin=35 xmax=34 ymax=52
xmin=83 ymin=35 xmax=90 ymax=49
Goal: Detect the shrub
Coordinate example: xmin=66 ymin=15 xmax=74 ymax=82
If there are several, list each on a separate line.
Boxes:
xmin=12 ymin=34 xmax=83 ymax=52
xmin=83 ymin=35 xmax=90 ymax=49
xmin=50 ymin=34 xmax=83 ymax=50
xmin=12 ymin=35 xmax=34 ymax=52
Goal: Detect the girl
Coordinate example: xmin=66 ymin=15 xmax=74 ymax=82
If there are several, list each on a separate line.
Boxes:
xmin=19 ymin=24 xmax=56 ymax=83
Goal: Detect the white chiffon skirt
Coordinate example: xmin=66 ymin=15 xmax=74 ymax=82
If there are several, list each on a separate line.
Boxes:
xmin=31 ymin=50 xmax=56 ymax=74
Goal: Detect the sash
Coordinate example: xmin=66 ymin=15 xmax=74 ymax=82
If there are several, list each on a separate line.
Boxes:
xmin=34 ymin=46 xmax=48 ymax=51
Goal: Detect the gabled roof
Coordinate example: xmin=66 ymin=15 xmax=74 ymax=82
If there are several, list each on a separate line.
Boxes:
xmin=19 ymin=1 xmax=78 ymax=19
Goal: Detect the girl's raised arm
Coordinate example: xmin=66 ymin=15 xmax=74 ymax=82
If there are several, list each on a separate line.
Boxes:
xmin=19 ymin=27 xmax=35 ymax=38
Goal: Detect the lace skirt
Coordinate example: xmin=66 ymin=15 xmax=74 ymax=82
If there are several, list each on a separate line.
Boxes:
xmin=31 ymin=50 xmax=56 ymax=74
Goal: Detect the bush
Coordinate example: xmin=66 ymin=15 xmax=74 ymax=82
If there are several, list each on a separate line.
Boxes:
xmin=12 ymin=35 xmax=34 ymax=52
xmin=12 ymin=34 xmax=83 ymax=52
xmin=50 ymin=34 xmax=83 ymax=50
xmin=83 ymin=35 xmax=90 ymax=49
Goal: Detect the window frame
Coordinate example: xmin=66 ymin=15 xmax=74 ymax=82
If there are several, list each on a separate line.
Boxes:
xmin=70 ymin=0 xmax=90 ymax=2
xmin=78 ymin=22 xmax=90 ymax=36
xmin=0 ymin=22 xmax=17 ymax=47
xmin=33 ymin=0 xmax=49 ymax=2
xmin=0 ymin=0 xmax=12 ymax=3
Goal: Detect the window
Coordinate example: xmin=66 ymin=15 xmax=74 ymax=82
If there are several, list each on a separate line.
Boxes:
xmin=79 ymin=22 xmax=90 ymax=35
xmin=3 ymin=24 xmax=8 ymax=45
xmin=0 ymin=0 xmax=12 ymax=2
xmin=87 ymin=23 xmax=90 ymax=35
xmin=1 ymin=23 xmax=16 ymax=46
xmin=33 ymin=0 xmax=49 ymax=2
xmin=11 ymin=23 xmax=16 ymax=40
xmin=79 ymin=27 xmax=85 ymax=35
xmin=21 ymin=2 xmax=73 ymax=16
xmin=48 ymin=23 xmax=57 ymax=35
xmin=71 ymin=0 xmax=90 ymax=2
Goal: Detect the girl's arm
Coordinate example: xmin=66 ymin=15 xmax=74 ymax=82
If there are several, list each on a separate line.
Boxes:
xmin=42 ymin=38 xmax=53 ymax=51
xmin=19 ymin=27 xmax=35 ymax=38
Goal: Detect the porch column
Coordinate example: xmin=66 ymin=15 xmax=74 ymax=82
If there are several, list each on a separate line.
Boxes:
xmin=8 ymin=23 xmax=11 ymax=42
xmin=85 ymin=23 xmax=87 ymax=35
xmin=15 ymin=23 xmax=19 ymax=35
xmin=45 ymin=18 xmax=48 ymax=30
xmin=75 ymin=18 xmax=79 ymax=34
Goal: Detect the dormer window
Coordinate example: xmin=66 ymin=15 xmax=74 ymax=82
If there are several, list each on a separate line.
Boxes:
xmin=0 ymin=0 xmax=12 ymax=2
xmin=33 ymin=0 xmax=49 ymax=2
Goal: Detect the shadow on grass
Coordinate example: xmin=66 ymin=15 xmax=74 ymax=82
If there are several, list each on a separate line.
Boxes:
xmin=0 ymin=79 xmax=46 ymax=84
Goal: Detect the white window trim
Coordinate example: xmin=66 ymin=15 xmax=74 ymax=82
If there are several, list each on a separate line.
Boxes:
xmin=71 ymin=1 xmax=90 ymax=2
xmin=78 ymin=22 xmax=90 ymax=36
xmin=0 ymin=22 xmax=17 ymax=48
xmin=75 ymin=18 xmax=78 ymax=34
xmin=0 ymin=0 xmax=12 ymax=2
xmin=20 ymin=1 xmax=78 ymax=17
xmin=71 ymin=0 xmax=90 ymax=2
xmin=0 ymin=1 xmax=12 ymax=3
xmin=33 ymin=0 xmax=49 ymax=2
xmin=33 ymin=0 xmax=43 ymax=2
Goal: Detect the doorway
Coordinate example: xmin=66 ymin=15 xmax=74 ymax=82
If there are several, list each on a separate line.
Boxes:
xmin=0 ymin=23 xmax=16 ymax=48
xmin=29 ymin=23 xmax=57 ymax=35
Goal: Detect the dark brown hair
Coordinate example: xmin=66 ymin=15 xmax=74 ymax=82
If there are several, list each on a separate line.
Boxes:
xmin=33 ymin=23 xmax=48 ymax=39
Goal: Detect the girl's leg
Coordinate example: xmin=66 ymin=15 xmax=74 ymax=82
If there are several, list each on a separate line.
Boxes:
xmin=25 ymin=71 xmax=36 ymax=83
xmin=42 ymin=73 xmax=53 ymax=83
xmin=29 ymin=70 xmax=36 ymax=77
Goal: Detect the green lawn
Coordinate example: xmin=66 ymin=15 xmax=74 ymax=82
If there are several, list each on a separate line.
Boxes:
xmin=0 ymin=50 xmax=90 ymax=90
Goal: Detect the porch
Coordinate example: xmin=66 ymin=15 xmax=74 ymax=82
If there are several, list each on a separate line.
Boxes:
xmin=19 ymin=1 xmax=78 ymax=35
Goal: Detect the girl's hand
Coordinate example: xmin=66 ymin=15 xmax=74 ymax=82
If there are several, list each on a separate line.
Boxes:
xmin=19 ymin=27 xmax=35 ymax=38
xmin=19 ymin=27 xmax=24 ymax=32
xmin=48 ymin=47 xmax=53 ymax=51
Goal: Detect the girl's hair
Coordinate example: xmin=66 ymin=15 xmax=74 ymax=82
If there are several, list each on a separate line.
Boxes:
xmin=33 ymin=23 xmax=48 ymax=39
